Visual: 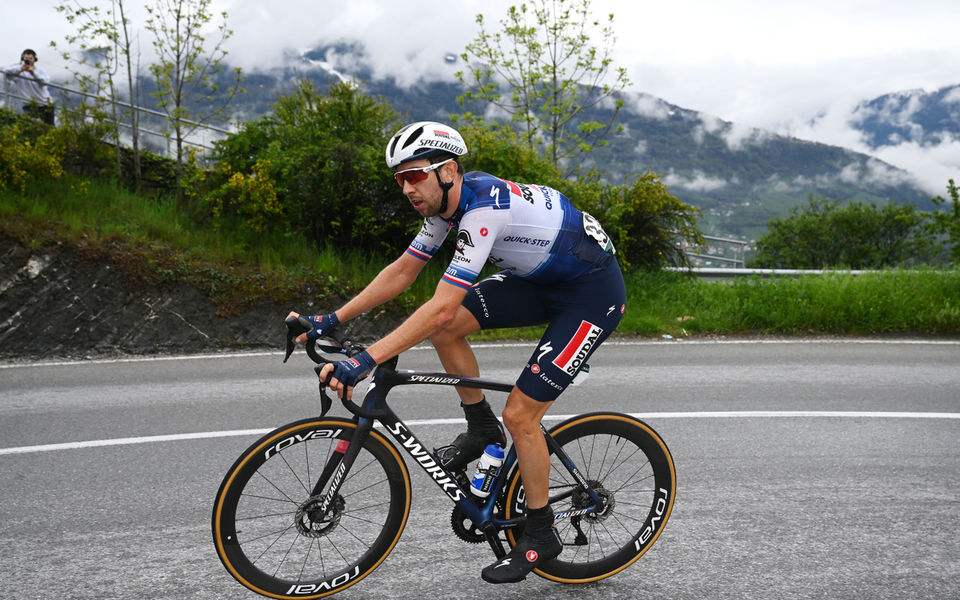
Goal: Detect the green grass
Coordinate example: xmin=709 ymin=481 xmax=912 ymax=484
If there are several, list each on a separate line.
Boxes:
xmin=623 ymin=269 xmax=960 ymax=336
xmin=3 ymin=175 xmax=959 ymax=337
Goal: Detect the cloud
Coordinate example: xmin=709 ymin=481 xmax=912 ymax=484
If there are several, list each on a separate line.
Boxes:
xmin=623 ymin=91 xmax=673 ymax=120
xmin=837 ymin=158 xmax=916 ymax=189
xmin=7 ymin=0 xmax=960 ymax=196
xmin=691 ymin=115 xmax=723 ymax=145
xmin=767 ymin=175 xmax=811 ymax=194
xmin=943 ymin=88 xmax=960 ymax=104
xmin=691 ymin=114 xmax=772 ymax=150
xmin=788 ymin=93 xmax=957 ymax=195
xmin=217 ymin=0 xmax=531 ymax=88
xmin=663 ymin=170 xmax=730 ymax=192
xmin=723 ymin=123 xmax=772 ymax=151
xmin=870 ymin=139 xmax=960 ymax=193
xmin=849 ymin=93 xmax=927 ymax=143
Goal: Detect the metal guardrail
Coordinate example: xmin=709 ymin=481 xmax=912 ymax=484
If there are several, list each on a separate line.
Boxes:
xmin=2 ymin=74 xmax=231 ymax=154
xmin=685 ymin=234 xmax=749 ymax=268
xmin=667 ymin=267 xmax=874 ymax=280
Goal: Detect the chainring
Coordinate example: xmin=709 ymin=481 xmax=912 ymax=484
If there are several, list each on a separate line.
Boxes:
xmin=449 ymin=470 xmax=506 ymax=544
xmin=450 ymin=506 xmax=486 ymax=544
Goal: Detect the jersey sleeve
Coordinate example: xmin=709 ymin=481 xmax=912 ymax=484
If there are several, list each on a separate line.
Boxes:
xmin=440 ymin=208 xmax=508 ymax=289
xmin=405 ymin=217 xmax=451 ymax=262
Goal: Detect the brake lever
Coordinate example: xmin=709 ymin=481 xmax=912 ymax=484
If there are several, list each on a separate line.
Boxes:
xmin=315 ymin=367 xmax=334 ymax=417
xmin=283 ymin=315 xmax=312 ymax=363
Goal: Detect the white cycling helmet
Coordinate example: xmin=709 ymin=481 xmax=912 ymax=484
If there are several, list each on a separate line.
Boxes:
xmin=385 ymin=121 xmax=468 ymax=169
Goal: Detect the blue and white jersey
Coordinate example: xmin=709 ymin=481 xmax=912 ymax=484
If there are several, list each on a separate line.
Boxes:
xmin=405 ymin=171 xmax=615 ymax=289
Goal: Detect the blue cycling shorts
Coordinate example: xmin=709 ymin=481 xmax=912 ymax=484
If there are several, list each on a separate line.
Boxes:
xmin=461 ymin=259 xmax=626 ymax=402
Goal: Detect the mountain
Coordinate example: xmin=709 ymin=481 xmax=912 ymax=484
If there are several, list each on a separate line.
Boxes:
xmin=196 ymin=42 xmax=937 ymax=242
xmin=576 ymin=93 xmax=932 ymax=241
xmin=847 ymin=85 xmax=960 ymax=149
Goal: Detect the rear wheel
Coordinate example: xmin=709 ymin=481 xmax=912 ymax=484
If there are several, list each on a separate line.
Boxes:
xmin=212 ymin=418 xmax=411 ymax=599
xmin=503 ymin=412 xmax=675 ymax=583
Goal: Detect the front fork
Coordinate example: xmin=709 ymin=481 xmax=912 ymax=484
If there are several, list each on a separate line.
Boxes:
xmin=306 ymin=415 xmax=373 ymax=518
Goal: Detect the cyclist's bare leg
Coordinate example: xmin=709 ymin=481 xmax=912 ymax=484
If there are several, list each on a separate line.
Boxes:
xmin=502 ymin=388 xmax=553 ymax=509
xmin=431 ymin=306 xmax=505 ymax=471
xmin=430 ymin=305 xmax=483 ymax=405
xmin=482 ymin=388 xmax=560 ymax=584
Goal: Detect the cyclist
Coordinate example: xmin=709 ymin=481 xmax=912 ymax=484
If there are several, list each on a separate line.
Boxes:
xmin=293 ymin=121 xmax=625 ymax=584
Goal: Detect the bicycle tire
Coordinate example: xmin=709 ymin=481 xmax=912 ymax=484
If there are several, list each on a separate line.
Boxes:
xmin=503 ymin=412 xmax=676 ymax=583
xmin=212 ymin=417 xmax=411 ymax=599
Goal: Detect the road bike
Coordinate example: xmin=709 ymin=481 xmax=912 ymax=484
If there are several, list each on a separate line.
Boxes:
xmin=212 ymin=317 xmax=676 ymax=598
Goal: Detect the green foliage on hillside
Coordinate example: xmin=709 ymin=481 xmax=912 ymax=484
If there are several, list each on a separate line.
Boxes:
xmin=930 ymin=179 xmax=960 ymax=263
xmin=187 ymin=83 xmax=703 ymax=268
xmin=4 ymin=87 xmax=958 ymax=339
xmin=751 ymin=196 xmax=952 ymax=268
xmin=0 ymin=77 xmax=706 ymax=318
xmin=193 ymin=80 xmax=408 ymax=254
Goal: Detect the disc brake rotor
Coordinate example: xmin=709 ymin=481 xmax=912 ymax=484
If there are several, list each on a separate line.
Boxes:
xmin=295 ymin=494 xmax=345 ymax=538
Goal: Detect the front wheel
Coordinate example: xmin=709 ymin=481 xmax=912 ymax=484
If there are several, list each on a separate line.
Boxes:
xmin=212 ymin=418 xmax=411 ymax=599
xmin=503 ymin=412 xmax=676 ymax=583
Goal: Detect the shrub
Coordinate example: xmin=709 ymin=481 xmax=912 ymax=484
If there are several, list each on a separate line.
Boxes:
xmin=203 ymin=158 xmax=284 ymax=233
xmin=204 ymin=80 xmax=407 ymax=252
xmin=752 ymin=196 xmax=940 ymax=268
xmin=568 ymin=170 xmax=703 ymax=269
xmin=0 ymin=122 xmax=66 ymax=192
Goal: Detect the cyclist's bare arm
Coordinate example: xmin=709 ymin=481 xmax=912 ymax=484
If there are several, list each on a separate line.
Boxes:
xmin=366 ymin=280 xmax=468 ymax=364
xmin=317 ymin=280 xmax=468 ymax=398
xmin=289 ymin=252 xmax=427 ymax=342
xmin=336 ymin=252 xmax=428 ymax=323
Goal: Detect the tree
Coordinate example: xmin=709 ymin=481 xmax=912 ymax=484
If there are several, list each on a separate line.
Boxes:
xmin=568 ymin=170 xmax=704 ymax=269
xmin=751 ymin=196 xmax=939 ymax=269
xmin=930 ymin=179 xmax=960 ymax=263
xmin=457 ymin=0 xmax=630 ymax=174
xmin=115 ymin=0 xmax=142 ymax=192
xmin=452 ymin=112 xmax=564 ymax=187
xmin=200 ymin=80 xmax=403 ymax=251
xmin=52 ymin=0 xmax=143 ymax=190
xmin=145 ymin=0 xmax=242 ymax=200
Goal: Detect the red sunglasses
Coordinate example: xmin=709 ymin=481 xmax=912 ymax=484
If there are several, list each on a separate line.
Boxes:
xmin=394 ymin=158 xmax=453 ymax=187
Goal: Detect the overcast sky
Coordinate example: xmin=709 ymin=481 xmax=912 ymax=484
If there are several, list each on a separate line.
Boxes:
xmin=4 ymin=0 xmax=959 ymax=191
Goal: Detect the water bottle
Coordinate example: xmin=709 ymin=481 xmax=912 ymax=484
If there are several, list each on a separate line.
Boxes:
xmin=470 ymin=443 xmax=505 ymax=498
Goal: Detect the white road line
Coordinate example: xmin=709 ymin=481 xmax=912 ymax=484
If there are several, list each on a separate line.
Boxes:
xmin=2 ymin=338 xmax=958 ymax=369
xmin=1 ymin=411 xmax=957 ymax=456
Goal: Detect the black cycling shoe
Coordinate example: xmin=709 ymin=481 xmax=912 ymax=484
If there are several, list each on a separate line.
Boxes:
xmin=481 ymin=528 xmax=563 ymax=584
xmin=435 ymin=424 xmax=506 ymax=472
xmin=435 ymin=399 xmax=506 ymax=472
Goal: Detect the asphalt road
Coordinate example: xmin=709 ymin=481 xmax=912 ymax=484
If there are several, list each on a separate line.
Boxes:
xmin=1 ymin=339 xmax=958 ymax=600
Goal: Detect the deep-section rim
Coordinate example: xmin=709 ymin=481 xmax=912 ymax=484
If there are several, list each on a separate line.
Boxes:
xmin=212 ymin=418 xmax=411 ymax=599
xmin=504 ymin=412 xmax=676 ymax=583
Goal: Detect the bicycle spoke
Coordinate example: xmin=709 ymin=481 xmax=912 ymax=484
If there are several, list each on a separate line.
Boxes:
xmin=505 ymin=415 xmax=675 ymax=583
xmin=213 ymin=419 xmax=411 ymax=597
xmin=277 ymin=450 xmax=311 ymax=495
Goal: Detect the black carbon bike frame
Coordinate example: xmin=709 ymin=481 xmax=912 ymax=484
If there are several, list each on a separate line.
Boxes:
xmin=302 ymin=347 xmax=608 ymax=559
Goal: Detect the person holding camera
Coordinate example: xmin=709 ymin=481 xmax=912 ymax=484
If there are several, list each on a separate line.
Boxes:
xmin=3 ymin=49 xmax=54 ymax=125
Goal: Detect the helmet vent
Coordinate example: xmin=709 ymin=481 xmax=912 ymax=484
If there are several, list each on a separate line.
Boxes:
xmin=401 ymin=125 xmax=424 ymax=150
